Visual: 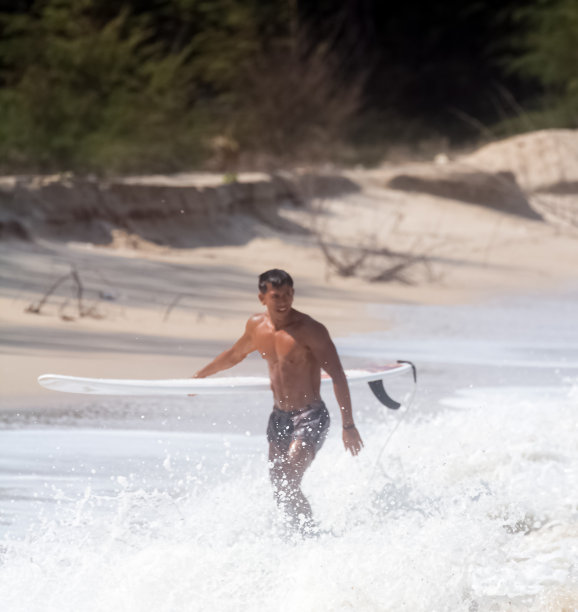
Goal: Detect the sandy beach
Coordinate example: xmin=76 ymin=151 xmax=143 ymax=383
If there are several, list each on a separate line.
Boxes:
xmin=1 ymin=129 xmax=578 ymax=403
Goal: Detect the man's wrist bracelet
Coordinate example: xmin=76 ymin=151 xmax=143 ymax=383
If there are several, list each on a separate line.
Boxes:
xmin=343 ymin=423 xmax=356 ymax=430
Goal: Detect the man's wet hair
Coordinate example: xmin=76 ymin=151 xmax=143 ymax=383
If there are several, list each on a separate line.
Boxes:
xmin=258 ymin=269 xmax=294 ymax=293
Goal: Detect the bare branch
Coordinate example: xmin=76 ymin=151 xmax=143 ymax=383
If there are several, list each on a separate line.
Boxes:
xmin=163 ymin=293 xmax=199 ymax=322
xmin=25 ymin=273 xmax=72 ymax=315
xmin=26 ymin=266 xmax=105 ymax=320
xmin=317 ymin=238 xmax=369 ymax=277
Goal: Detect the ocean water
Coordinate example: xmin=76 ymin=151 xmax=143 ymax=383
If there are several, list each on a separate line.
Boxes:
xmin=1 ymin=289 xmax=577 ymax=611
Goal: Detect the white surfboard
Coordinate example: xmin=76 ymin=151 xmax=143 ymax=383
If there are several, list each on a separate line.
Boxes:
xmin=38 ymin=362 xmax=416 ymax=409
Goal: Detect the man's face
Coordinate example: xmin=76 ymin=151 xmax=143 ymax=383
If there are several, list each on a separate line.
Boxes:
xmin=258 ymin=282 xmax=294 ymax=317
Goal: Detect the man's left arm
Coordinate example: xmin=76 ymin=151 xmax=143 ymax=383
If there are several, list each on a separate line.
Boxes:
xmin=308 ymin=322 xmax=364 ymax=456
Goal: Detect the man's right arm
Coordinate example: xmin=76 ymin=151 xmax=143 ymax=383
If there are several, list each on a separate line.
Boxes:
xmin=305 ymin=319 xmax=363 ymax=456
xmin=193 ymin=316 xmax=258 ymax=378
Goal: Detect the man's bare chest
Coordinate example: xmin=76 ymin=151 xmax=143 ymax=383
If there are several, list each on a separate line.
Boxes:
xmin=254 ymin=327 xmax=310 ymax=363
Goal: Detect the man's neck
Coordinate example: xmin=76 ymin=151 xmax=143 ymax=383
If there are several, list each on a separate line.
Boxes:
xmin=269 ymin=308 xmax=296 ymax=330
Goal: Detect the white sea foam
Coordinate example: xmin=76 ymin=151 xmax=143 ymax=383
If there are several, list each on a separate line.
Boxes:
xmin=0 ymin=381 xmax=577 ymax=611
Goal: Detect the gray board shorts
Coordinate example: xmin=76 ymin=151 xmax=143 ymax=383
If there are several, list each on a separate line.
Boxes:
xmin=266 ymin=400 xmax=330 ymax=455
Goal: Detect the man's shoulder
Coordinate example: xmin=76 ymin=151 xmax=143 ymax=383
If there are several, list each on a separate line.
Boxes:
xmin=246 ymin=312 xmax=267 ymax=328
xmin=294 ymin=310 xmax=327 ymax=334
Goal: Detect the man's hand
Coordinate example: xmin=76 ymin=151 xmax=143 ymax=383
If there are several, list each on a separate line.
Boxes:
xmin=342 ymin=426 xmax=364 ymax=456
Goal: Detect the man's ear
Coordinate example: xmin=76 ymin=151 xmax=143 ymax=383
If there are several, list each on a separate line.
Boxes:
xmin=258 ymin=291 xmax=265 ymax=305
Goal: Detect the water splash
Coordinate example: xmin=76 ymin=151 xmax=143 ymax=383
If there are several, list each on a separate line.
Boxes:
xmin=1 ymin=382 xmax=576 ymax=611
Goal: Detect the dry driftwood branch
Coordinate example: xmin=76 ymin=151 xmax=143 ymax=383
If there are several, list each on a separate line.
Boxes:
xmin=26 ymin=266 xmax=104 ymax=320
xmin=371 ymin=242 xmax=444 ymax=284
xmin=163 ymin=293 xmax=202 ymax=322
xmin=25 ymin=272 xmax=72 ymax=314
xmin=317 ymin=239 xmax=369 ymax=277
xmin=369 ymin=255 xmax=428 ymax=284
xmin=300 ymin=167 xmax=443 ymax=285
xmin=317 ymin=235 xmax=441 ymax=285
xmin=70 ymin=267 xmax=84 ymax=317
xmin=60 ymin=266 xmax=103 ymax=320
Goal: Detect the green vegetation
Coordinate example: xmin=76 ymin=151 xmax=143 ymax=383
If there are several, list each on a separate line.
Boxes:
xmin=0 ymin=0 xmax=575 ymax=174
xmin=506 ymin=0 xmax=578 ymax=130
xmin=0 ymin=0 xmax=354 ymax=174
xmin=0 ymin=0 xmax=239 ymax=173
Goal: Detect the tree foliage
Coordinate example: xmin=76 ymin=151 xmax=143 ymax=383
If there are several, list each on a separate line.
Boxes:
xmin=506 ymin=0 xmax=578 ymax=128
xmin=0 ymin=0 xmax=359 ymax=173
xmin=0 ymin=1 xmax=207 ymax=172
xmin=0 ymin=0 xmax=573 ymax=173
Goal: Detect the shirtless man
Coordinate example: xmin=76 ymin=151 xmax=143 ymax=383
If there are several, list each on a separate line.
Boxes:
xmin=193 ymin=269 xmax=363 ymax=534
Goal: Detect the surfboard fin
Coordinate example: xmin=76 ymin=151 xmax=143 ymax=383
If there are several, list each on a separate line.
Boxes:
xmin=368 ymin=380 xmax=401 ymax=409
xmin=368 ymin=360 xmax=417 ymax=409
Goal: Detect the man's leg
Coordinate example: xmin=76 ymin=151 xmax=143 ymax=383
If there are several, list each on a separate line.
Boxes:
xmin=269 ymin=440 xmax=316 ymax=531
